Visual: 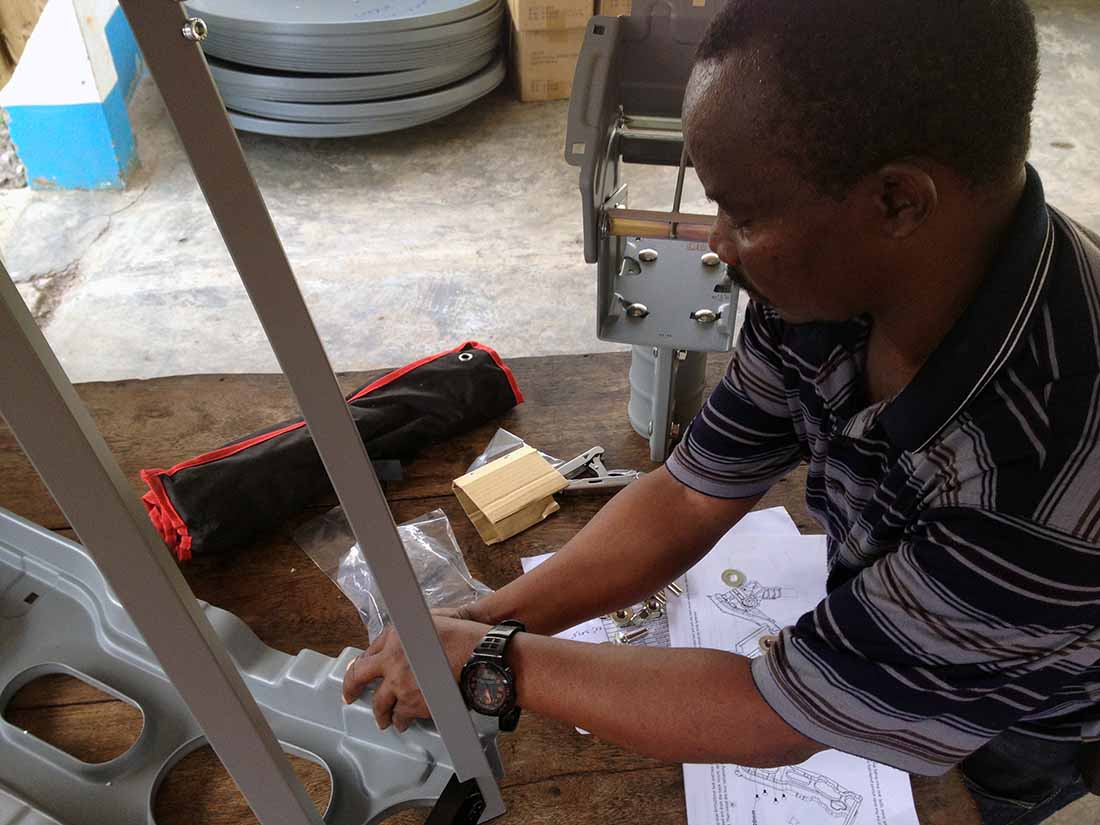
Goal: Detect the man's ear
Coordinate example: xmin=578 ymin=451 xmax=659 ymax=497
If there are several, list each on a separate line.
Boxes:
xmin=873 ymin=163 xmax=938 ymax=238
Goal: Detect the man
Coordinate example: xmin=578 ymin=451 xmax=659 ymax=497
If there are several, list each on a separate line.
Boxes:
xmin=344 ymin=1 xmax=1100 ymax=822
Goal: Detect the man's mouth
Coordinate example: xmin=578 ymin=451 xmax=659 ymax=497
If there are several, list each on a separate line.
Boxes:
xmin=728 ymin=264 xmax=769 ymax=304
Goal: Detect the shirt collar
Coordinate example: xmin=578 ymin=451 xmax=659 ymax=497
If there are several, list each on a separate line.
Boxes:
xmin=879 ymin=164 xmax=1055 ymax=452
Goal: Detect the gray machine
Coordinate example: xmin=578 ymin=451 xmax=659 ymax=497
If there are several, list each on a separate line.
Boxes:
xmin=565 ymin=0 xmax=737 ymax=462
xmin=0 ymin=2 xmax=505 ymax=824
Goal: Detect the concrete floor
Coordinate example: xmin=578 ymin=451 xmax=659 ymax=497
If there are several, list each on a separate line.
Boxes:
xmin=1 ymin=1 xmax=1097 ymax=383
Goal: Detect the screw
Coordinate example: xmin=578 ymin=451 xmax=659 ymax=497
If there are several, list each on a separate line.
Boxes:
xmin=692 ymin=308 xmax=719 ymax=324
xmin=638 ymin=248 xmax=659 ymax=262
xmin=701 ymin=252 xmax=721 ymax=266
xmin=758 ymin=634 xmax=779 ymax=653
xmin=625 ymin=302 xmax=649 ymax=318
xmin=616 ymin=627 xmax=648 ymax=644
xmin=181 ymin=17 xmax=208 ymax=41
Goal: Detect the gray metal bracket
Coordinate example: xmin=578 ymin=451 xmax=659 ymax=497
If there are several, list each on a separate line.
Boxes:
xmin=564 ymin=0 xmax=736 ymax=462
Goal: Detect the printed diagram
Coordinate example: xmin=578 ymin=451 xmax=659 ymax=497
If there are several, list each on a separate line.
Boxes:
xmin=735 ymin=765 xmax=862 ymax=825
xmin=707 ymin=580 xmax=786 ymax=658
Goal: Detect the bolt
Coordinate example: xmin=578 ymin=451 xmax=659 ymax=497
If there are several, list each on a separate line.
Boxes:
xmin=758 ymin=634 xmax=779 ymax=653
xmin=701 ymin=251 xmax=721 ymax=266
xmin=692 ymin=308 xmax=719 ymax=324
xmin=625 ymin=302 xmax=649 ymax=318
xmin=181 ymin=17 xmax=208 ymax=41
xmin=638 ymin=248 xmax=659 ymax=262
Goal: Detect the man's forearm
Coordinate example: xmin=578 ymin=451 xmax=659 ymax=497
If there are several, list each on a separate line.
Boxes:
xmin=469 ymin=467 xmax=760 ymax=634
xmin=507 ymin=631 xmax=823 ymax=766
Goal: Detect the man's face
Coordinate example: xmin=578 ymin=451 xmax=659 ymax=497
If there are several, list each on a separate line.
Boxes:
xmin=683 ymin=59 xmax=883 ymax=324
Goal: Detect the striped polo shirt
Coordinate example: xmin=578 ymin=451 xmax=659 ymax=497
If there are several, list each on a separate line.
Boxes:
xmin=666 ymin=166 xmax=1100 ymax=776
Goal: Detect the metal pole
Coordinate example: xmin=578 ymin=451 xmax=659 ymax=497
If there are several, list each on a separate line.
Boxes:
xmin=113 ymin=0 xmax=504 ymax=818
xmin=0 ymin=264 xmax=324 ymax=825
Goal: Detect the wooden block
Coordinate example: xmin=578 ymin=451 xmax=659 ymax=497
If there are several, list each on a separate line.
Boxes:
xmin=453 ymin=445 xmax=568 ymax=544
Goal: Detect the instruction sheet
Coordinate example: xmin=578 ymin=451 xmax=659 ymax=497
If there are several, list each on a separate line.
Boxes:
xmin=667 ymin=520 xmax=919 ymax=825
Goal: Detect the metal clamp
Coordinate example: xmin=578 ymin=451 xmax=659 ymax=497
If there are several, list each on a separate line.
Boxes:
xmin=558 ymin=446 xmax=643 ymax=493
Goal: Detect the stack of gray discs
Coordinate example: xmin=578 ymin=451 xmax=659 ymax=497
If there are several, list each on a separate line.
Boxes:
xmin=185 ymin=0 xmax=506 ymax=137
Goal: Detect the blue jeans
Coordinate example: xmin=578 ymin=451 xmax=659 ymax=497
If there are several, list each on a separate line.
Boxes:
xmin=960 ymin=729 xmax=1091 ymax=825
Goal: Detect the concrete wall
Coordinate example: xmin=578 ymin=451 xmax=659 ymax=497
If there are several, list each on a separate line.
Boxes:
xmin=0 ymin=0 xmax=143 ymax=189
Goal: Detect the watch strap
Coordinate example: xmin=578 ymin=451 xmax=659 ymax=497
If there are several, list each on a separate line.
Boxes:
xmin=473 ymin=621 xmax=525 ymax=659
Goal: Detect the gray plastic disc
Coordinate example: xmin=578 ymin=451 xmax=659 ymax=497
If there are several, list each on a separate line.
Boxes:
xmin=202 ymin=28 xmax=500 ymax=74
xmin=222 ymin=54 xmax=503 ymax=121
xmin=186 ymin=0 xmax=498 ymax=35
xmin=228 ymin=55 xmax=504 ymax=138
xmin=200 ymin=1 xmax=502 ymax=50
xmin=208 ymin=53 xmax=494 ymax=103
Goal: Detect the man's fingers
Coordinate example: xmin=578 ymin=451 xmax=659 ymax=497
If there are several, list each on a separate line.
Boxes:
xmin=343 ymin=652 xmax=383 ymax=704
xmin=367 ymin=628 xmax=389 ymax=656
xmin=372 ymin=683 xmax=397 ymax=730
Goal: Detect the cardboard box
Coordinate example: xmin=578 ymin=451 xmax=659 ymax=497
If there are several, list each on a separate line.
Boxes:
xmin=595 ymin=0 xmax=631 ymax=16
xmin=453 ymin=445 xmax=569 ymax=544
xmin=511 ymin=26 xmax=586 ymax=102
xmin=506 ymin=0 xmax=593 ymax=31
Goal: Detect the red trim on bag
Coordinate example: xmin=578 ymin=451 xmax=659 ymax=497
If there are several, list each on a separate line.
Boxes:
xmin=138 ymin=341 xmax=523 ymax=561
xmin=140 ymin=470 xmax=193 ymax=562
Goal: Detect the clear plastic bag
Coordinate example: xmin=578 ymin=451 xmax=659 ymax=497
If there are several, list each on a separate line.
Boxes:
xmin=294 ymin=507 xmax=492 ymax=641
xmin=465 ymin=428 xmax=562 ymax=472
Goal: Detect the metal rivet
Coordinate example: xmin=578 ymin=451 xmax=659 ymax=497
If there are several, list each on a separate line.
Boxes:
xmin=758 ymin=634 xmax=779 ymax=653
xmin=701 ymin=252 xmax=721 ymax=267
xmin=458 ymin=352 xmax=474 ymax=362
xmin=722 ymin=568 xmax=746 ymax=588
xmin=625 ymin=302 xmax=649 ymax=318
xmin=182 ymin=17 xmax=208 ymax=41
xmin=692 ymin=308 xmax=719 ymax=324
xmin=638 ymin=248 xmax=659 ymax=263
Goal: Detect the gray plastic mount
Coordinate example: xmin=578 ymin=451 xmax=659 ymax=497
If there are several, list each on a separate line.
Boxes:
xmin=0 ymin=506 xmax=501 ymax=825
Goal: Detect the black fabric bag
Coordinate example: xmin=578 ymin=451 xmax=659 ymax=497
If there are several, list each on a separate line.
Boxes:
xmin=141 ymin=342 xmax=523 ymax=560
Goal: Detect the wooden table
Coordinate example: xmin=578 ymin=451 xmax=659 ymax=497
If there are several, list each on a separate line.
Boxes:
xmin=0 ymin=352 xmax=977 ymax=825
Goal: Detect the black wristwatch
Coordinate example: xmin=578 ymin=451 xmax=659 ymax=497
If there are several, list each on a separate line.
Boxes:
xmin=459 ymin=620 xmax=525 ymax=732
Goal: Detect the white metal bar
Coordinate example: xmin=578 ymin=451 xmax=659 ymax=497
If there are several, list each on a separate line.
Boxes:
xmin=0 ymin=264 xmax=324 ymax=825
xmin=113 ymin=0 xmax=504 ymax=818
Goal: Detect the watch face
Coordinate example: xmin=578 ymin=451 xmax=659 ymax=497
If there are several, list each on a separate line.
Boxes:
xmin=462 ymin=661 xmax=512 ymax=714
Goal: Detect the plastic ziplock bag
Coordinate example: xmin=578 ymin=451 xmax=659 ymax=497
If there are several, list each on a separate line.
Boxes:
xmin=295 ymin=507 xmax=492 ymax=641
xmin=466 ymin=428 xmax=561 ymax=473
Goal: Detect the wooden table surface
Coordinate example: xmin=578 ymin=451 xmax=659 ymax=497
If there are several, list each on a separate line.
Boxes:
xmin=0 ymin=351 xmax=977 ymax=825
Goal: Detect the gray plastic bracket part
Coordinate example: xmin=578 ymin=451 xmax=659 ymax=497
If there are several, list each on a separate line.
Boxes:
xmin=0 ymin=507 xmax=501 ymax=825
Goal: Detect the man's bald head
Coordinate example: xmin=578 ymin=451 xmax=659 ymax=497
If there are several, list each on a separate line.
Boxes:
xmin=686 ymin=0 xmax=1039 ymax=199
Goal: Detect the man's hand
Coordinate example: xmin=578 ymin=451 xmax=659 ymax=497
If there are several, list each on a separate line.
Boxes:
xmin=342 ymin=613 xmax=489 ymax=733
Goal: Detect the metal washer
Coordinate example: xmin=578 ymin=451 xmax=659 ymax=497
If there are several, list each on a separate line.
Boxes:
xmin=721 ymin=568 xmax=746 ymax=588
